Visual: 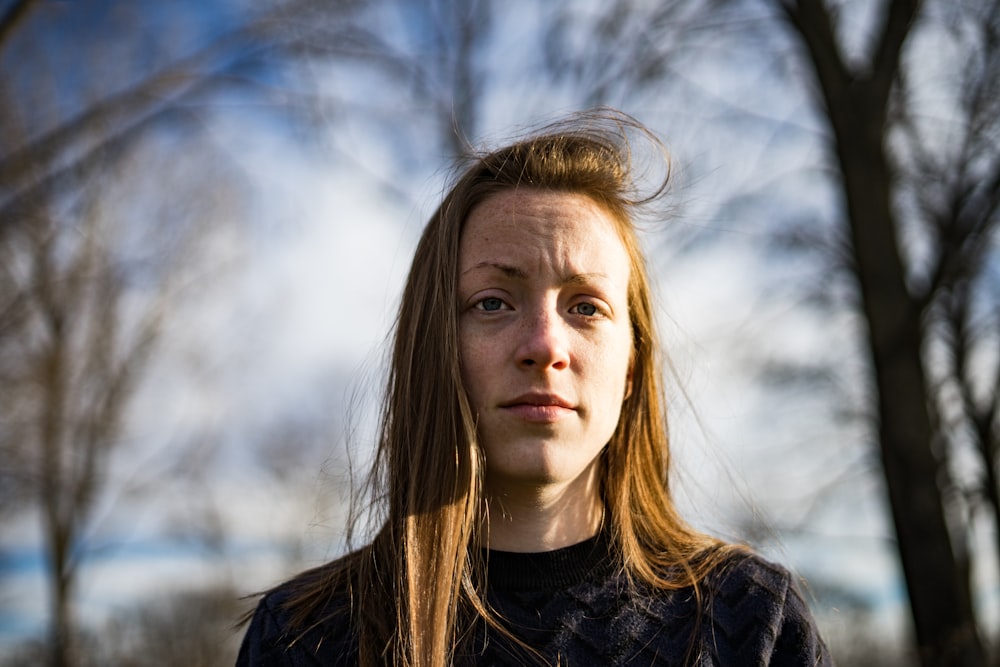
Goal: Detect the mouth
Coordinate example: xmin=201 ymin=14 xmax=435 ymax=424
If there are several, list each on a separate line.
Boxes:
xmin=501 ymin=392 xmax=574 ymax=409
xmin=500 ymin=393 xmax=575 ymax=422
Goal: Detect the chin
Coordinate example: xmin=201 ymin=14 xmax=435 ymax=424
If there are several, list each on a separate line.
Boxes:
xmin=487 ymin=458 xmax=600 ymax=490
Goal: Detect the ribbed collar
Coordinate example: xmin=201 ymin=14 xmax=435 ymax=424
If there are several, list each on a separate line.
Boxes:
xmin=484 ymin=528 xmax=615 ymax=591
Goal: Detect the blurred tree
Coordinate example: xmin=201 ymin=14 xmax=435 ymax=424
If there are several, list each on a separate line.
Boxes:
xmin=103 ymin=585 xmax=245 ymax=667
xmin=0 ymin=1 xmax=368 ymax=665
xmin=336 ymin=0 xmax=493 ymax=156
xmin=547 ymin=0 xmax=999 ymax=664
xmin=296 ymin=0 xmax=496 ymax=194
xmin=0 ymin=133 xmax=195 ymax=667
xmin=0 ymin=0 xmax=373 ymax=232
xmin=0 ymin=585 xmax=245 ymax=667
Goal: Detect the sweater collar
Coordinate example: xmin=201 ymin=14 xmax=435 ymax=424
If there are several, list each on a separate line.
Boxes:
xmin=483 ymin=527 xmax=615 ymax=591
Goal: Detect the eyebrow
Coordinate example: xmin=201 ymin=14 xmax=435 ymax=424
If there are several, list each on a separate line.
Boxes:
xmin=461 ymin=262 xmax=528 ymax=279
xmin=460 ymin=261 xmax=608 ymax=285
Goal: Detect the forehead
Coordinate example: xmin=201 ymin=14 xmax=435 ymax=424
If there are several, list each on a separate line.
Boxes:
xmin=459 ymin=189 xmax=630 ymax=276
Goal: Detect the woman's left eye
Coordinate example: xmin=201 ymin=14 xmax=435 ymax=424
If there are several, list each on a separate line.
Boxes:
xmin=571 ymin=302 xmax=600 ymax=317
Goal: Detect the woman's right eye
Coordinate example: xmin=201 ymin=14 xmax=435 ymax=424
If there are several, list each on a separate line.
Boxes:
xmin=476 ymin=297 xmax=506 ymax=311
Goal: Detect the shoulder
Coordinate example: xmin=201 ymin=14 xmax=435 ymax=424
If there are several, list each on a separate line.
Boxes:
xmin=700 ymin=551 xmax=834 ymax=666
xmin=708 ymin=550 xmax=796 ymax=613
xmin=236 ymin=559 xmax=358 ymax=667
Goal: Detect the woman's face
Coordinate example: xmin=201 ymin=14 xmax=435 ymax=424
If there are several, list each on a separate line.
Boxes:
xmin=458 ymin=188 xmax=634 ymax=495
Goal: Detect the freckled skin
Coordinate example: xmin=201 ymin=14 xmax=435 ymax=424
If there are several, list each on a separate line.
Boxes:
xmin=458 ymin=189 xmax=634 ymax=521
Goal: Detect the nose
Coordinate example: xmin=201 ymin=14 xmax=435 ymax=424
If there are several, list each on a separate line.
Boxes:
xmin=516 ymin=304 xmax=570 ymax=371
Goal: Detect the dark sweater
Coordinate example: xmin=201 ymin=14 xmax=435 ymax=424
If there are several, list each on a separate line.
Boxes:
xmin=237 ymin=532 xmax=832 ymax=665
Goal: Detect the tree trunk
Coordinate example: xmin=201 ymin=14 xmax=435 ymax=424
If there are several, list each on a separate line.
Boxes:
xmin=48 ymin=564 xmax=72 ymax=667
xmin=38 ymin=239 xmax=75 ymax=667
xmin=830 ymin=71 xmax=985 ymax=667
xmin=781 ymin=0 xmax=987 ymax=662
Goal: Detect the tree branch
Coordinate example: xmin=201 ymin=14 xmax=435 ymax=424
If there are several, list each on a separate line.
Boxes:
xmin=0 ymin=0 xmax=38 ymax=51
xmin=778 ymin=0 xmax=850 ymax=96
xmin=0 ymin=25 xmax=254 ymax=196
xmin=920 ymin=154 xmax=1000 ymax=308
xmin=870 ymin=0 xmax=921 ymax=106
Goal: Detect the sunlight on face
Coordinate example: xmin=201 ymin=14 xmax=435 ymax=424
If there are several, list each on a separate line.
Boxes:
xmin=458 ymin=188 xmax=634 ymax=496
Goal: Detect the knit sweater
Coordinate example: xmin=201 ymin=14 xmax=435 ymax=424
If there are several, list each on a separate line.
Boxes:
xmin=237 ymin=531 xmax=832 ymax=666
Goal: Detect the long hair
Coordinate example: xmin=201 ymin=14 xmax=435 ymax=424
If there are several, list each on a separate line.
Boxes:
xmin=278 ymin=110 xmax=740 ymax=666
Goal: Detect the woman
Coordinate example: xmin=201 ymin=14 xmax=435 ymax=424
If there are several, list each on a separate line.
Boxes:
xmin=237 ymin=111 xmax=832 ymax=666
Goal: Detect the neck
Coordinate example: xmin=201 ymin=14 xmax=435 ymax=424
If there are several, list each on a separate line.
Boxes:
xmin=484 ymin=466 xmax=604 ymax=553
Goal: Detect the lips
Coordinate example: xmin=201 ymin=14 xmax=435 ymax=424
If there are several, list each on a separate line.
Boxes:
xmin=500 ymin=392 xmax=575 ymax=422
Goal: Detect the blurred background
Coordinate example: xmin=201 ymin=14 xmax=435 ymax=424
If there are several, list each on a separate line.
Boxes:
xmin=1 ymin=0 xmax=998 ymax=665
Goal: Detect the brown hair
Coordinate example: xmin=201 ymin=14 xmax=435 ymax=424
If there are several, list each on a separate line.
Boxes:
xmin=276 ymin=110 xmax=741 ymax=666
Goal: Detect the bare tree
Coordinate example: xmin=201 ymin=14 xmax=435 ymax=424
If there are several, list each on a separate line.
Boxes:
xmin=760 ymin=2 xmax=999 ymax=663
xmin=544 ymin=0 xmax=1000 ymax=664
xmin=291 ymin=0 xmax=497 ymax=196
xmin=0 ymin=146 xmax=194 ymax=665
xmin=398 ymin=0 xmax=494 ymax=155
xmin=342 ymin=0 xmax=493 ymax=156
xmin=0 ymin=2 xmax=370 ymax=664
xmin=0 ymin=0 xmax=373 ymax=235
xmin=0 ymin=584 xmax=246 ymax=667
xmin=104 ymin=585 xmax=246 ymax=667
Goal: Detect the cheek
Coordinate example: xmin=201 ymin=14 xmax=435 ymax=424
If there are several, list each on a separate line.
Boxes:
xmin=459 ymin=336 xmax=490 ymax=403
xmin=594 ymin=332 xmax=634 ymax=389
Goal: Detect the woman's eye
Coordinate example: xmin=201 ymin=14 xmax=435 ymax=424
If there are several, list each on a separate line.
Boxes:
xmin=477 ymin=297 xmax=506 ymax=311
xmin=572 ymin=302 xmax=599 ymax=316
